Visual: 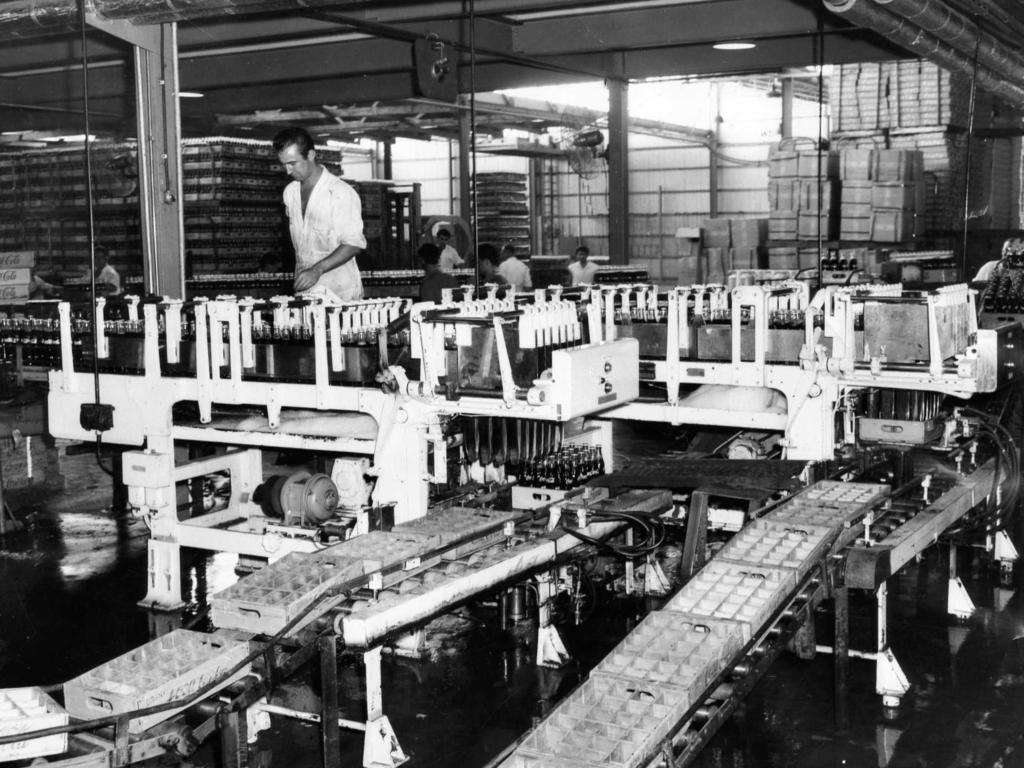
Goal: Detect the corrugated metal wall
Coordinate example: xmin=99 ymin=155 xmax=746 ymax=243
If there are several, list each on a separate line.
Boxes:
xmin=380 ymin=82 xmax=829 ymax=260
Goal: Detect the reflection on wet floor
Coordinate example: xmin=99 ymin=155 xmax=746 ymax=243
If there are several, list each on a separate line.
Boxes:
xmin=2 ymin=451 xmax=1024 ymax=767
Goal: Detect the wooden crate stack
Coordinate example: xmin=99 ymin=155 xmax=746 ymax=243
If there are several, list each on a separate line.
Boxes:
xmin=0 ymin=251 xmax=35 ymax=302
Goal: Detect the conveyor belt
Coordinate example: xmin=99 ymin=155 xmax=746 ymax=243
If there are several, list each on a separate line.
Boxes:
xmin=501 ymin=480 xmax=888 ymax=768
xmin=595 ymin=458 xmax=807 ymax=492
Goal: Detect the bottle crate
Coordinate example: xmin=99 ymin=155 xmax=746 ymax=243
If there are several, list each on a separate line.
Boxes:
xmin=590 ymin=610 xmax=745 ymax=697
xmin=63 ymin=630 xmax=250 ymax=734
xmin=510 ymin=674 xmax=691 ymax=768
xmin=661 ymin=561 xmax=796 ymax=641
xmin=0 ymin=687 xmax=68 ymax=762
xmin=714 ymin=518 xmax=836 ymax=576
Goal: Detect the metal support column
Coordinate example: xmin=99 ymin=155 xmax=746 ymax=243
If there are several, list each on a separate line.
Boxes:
xmin=607 ymin=71 xmax=629 ymax=265
xmin=457 ymin=101 xmax=473 ymax=247
xmin=320 ymin=634 xmax=341 ymax=768
xmin=833 ymin=584 xmax=849 ymax=732
xmin=781 ymin=78 xmax=794 ymax=139
xmin=84 ymin=15 xmax=184 ymax=298
xmin=133 ymin=25 xmax=185 ymax=299
xmin=529 ymin=156 xmax=543 ymax=255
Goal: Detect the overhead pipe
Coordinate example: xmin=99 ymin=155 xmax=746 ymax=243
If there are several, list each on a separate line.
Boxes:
xmin=824 ymin=0 xmax=1024 ymax=108
xmin=0 ymin=0 xmax=363 ymax=39
xmin=875 ymin=0 xmax=1024 ymax=87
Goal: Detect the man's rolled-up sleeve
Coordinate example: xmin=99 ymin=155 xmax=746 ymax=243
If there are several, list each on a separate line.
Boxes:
xmin=331 ymin=184 xmax=367 ymax=249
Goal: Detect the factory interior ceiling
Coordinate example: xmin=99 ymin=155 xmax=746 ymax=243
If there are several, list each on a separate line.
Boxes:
xmin=1 ymin=0 xmax=1023 ymax=146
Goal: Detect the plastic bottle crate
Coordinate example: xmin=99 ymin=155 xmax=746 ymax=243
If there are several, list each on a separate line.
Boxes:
xmin=0 ymin=687 xmax=69 ymax=762
xmin=661 ymin=561 xmax=796 ymax=641
xmin=590 ymin=611 xmax=745 ymax=697
xmin=394 ymin=506 xmax=519 ymax=557
xmin=212 ymin=530 xmax=442 ymax=633
xmin=63 ymin=630 xmax=250 ymax=734
xmin=211 ymin=550 xmax=364 ymax=633
xmin=511 ymin=674 xmax=691 ymax=768
xmin=714 ymin=518 xmax=836 ymax=576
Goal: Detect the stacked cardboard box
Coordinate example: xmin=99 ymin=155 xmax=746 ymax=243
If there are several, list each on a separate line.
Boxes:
xmin=834 ymin=61 xmax=977 ymax=132
xmin=767 ymin=145 xmax=838 ymax=247
xmin=832 ymin=59 xmax=1022 ymax=233
xmin=698 ymin=218 xmax=768 ymax=284
xmin=836 ymin=149 xmax=924 ymax=242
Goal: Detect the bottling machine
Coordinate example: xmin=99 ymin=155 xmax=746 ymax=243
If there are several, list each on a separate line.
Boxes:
xmin=0 ymin=268 xmax=1020 ymax=768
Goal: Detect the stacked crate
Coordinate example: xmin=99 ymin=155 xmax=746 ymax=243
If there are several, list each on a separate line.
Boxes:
xmin=475 ymin=172 xmax=531 ymax=257
xmin=0 ymin=145 xmax=142 ymax=279
xmin=182 ymin=139 xmax=289 ymax=275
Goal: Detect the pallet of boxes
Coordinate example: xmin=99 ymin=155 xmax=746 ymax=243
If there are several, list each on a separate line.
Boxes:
xmin=832 ymin=147 xmax=925 ymax=279
xmin=766 ymin=143 xmax=838 ymax=273
xmin=0 ymin=251 xmax=35 ymax=302
xmin=699 ymin=218 xmax=768 ymax=284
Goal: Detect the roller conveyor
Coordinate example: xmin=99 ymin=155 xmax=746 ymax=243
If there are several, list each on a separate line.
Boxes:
xmin=502 ymin=479 xmax=888 ymax=768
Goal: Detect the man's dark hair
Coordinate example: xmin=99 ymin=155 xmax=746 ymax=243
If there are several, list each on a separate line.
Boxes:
xmin=575 ymin=245 xmax=590 ymax=257
xmin=500 ymin=243 xmax=516 ymax=260
xmin=418 ymin=242 xmax=441 ymax=265
xmin=477 ymin=242 xmax=499 ymax=266
xmin=436 ymin=228 xmax=451 ymax=239
xmin=272 ymin=126 xmax=315 ymax=158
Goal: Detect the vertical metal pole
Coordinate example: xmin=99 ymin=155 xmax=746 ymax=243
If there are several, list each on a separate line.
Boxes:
xmin=607 ymin=67 xmax=629 ymax=265
xmin=382 ymin=140 xmax=393 ymax=180
xmin=364 ymin=646 xmax=384 ymax=721
xmin=709 ymin=83 xmax=720 ymax=219
xmin=834 ymin=585 xmax=849 ymax=732
xmin=781 ymin=78 xmax=794 ymax=139
xmin=134 ymin=23 xmax=185 ymax=299
xmin=457 ymin=102 xmax=473 ymax=248
xmin=320 ymin=634 xmax=341 ymax=767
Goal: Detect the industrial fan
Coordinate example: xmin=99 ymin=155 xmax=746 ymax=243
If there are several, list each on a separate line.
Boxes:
xmin=557 ymin=113 xmax=607 ymax=180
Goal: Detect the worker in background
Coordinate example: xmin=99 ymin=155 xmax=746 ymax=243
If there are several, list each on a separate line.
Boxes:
xmin=273 ymin=126 xmax=366 ymax=300
xmin=417 ymin=242 xmax=458 ymax=303
xmin=567 ymin=244 xmax=598 ymax=286
xmin=477 ymin=244 xmax=506 ymax=286
xmin=436 ymin=228 xmax=463 ymax=273
xmin=973 ymin=260 xmax=1002 ymax=282
xmin=498 ymin=243 xmax=532 ymax=291
xmin=95 ymin=248 xmax=121 ymax=296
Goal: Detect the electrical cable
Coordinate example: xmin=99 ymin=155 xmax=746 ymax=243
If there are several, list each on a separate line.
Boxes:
xmin=560 ymin=508 xmax=667 ymax=558
xmin=75 ymin=0 xmax=113 ymax=478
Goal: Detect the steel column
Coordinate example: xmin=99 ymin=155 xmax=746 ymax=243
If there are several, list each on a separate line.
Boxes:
xmin=607 ymin=70 xmax=629 ymax=265
xmin=133 ymin=23 xmax=185 ymax=299
xmin=320 ymin=634 xmax=341 ymax=767
xmin=833 ymin=584 xmax=849 ymax=732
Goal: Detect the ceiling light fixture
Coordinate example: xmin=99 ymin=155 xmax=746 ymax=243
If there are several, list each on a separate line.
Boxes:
xmin=713 ymin=42 xmax=756 ymax=51
xmin=178 ymin=91 xmax=204 ymax=98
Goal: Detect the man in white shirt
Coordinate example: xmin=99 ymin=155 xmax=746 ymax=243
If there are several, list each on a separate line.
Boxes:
xmin=497 ymin=244 xmax=532 ymax=291
xmin=567 ymin=245 xmax=599 ymax=286
xmin=273 ymin=126 xmax=366 ymax=300
xmin=435 ymin=228 xmax=463 ymax=273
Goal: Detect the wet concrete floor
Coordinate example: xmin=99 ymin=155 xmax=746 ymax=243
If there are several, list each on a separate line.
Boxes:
xmin=2 ymin=447 xmax=1024 ymax=768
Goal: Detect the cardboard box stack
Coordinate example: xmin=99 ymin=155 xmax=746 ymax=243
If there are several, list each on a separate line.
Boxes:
xmin=697 ymin=218 xmax=768 ymax=284
xmin=0 ymin=251 xmax=34 ymax=302
xmin=768 ymin=145 xmax=838 ymax=244
xmin=836 ymin=148 xmax=925 ymax=243
xmin=832 ymin=60 xmax=1021 ymax=232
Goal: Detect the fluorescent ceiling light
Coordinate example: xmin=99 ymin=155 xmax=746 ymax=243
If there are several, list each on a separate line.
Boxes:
xmin=178 ymin=91 xmax=204 ymax=98
xmin=713 ymin=42 xmax=756 ymax=51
